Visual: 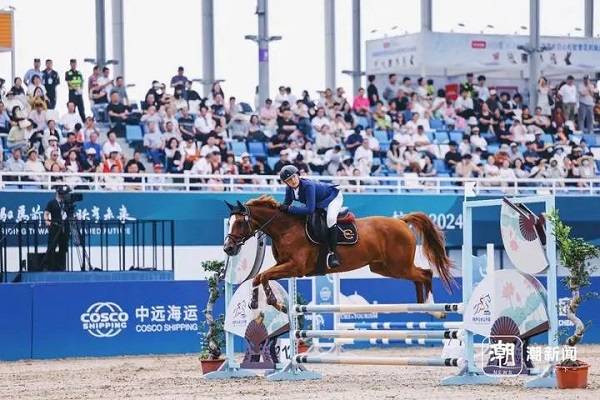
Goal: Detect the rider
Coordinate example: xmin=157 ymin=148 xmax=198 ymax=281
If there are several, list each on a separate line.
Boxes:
xmin=278 ymin=165 xmax=343 ymax=268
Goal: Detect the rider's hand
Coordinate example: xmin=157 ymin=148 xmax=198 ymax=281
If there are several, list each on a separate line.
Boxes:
xmin=278 ymin=204 xmax=289 ymax=212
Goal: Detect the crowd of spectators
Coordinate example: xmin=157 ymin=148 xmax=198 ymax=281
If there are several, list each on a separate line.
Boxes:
xmin=2 ymin=58 xmax=600 ymax=191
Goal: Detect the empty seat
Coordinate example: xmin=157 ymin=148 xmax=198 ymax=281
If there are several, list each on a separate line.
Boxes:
xmin=126 ymin=124 xmax=143 ymax=143
xmin=434 ymin=131 xmax=449 ymax=144
xmin=433 ymin=158 xmax=448 ymax=173
xmin=248 ymin=141 xmax=267 ymax=157
xmin=229 ymin=141 xmax=248 ymax=156
xmin=429 ymin=119 xmax=444 ymax=130
xmin=449 ymin=131 xmax=464 ymax=144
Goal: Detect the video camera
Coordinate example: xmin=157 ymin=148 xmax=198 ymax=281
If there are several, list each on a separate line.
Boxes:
xmin=56 ymin=185 xmax=83 ymax=213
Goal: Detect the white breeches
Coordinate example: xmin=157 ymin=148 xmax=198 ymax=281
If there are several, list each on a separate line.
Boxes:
xmin=325 ymin=192 xmax=344 ymax=228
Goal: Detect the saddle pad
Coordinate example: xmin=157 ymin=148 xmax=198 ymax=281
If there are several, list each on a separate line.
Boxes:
xmin=305 ymin=220 xmax=359 ymax=246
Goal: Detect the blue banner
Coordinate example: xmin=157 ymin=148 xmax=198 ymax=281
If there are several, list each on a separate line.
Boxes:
xmin=29 ymin=281 xmax=216 ymax=359
xmin=2 ymin=192 xmax=600 ymax=247
xmin=0 ymin=284 xmax=33 ymax=361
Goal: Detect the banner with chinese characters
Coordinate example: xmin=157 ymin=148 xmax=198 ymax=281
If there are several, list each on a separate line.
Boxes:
xmin=30 ymin=280 xmax=211 ymax=359
xmin=1 ymin=192 xmax=600 ymax=248
xmin=366 ymin=31 xmax=600 ymax=77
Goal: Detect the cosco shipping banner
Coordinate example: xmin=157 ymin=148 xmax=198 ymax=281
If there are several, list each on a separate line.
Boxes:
xmin=1 ymin=192 xmax=600 ymax=247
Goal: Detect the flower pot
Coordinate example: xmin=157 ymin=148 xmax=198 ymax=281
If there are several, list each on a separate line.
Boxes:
xmin=555 ymin=363 xmax=589 ymax=389
xmin=297 ymin=343 xmax=311 ymax=354
xmin=200 ymin=358 xmax=225 ymax=375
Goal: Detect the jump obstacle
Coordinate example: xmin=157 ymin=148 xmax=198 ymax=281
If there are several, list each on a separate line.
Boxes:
xmin=206 ymin=195 xmax=558 ymax=388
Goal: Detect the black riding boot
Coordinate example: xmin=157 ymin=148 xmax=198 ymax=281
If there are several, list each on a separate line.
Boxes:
xmin=327 ymin=226 xmax=341 ymax=269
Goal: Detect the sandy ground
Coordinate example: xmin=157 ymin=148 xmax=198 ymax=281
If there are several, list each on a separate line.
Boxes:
xmin=0 ymin=346 xmax=598 ymax=400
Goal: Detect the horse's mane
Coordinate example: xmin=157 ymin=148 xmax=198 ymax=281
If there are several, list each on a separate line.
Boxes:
xmin=246 ymin=195 xmax=280 ymax=209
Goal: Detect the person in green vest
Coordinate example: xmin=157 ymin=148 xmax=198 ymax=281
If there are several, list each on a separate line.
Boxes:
xmin=65 ymin=59 xmax=86 ymax=121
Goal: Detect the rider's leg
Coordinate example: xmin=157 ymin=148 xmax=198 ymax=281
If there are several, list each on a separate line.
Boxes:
xmin=325 ymin=192 xmax=344 ymax=268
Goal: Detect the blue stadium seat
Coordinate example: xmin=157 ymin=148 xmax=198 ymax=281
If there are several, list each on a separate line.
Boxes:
xmin=379 ymin=141 xmax=390 ymax=153
xmin=434 ymin=131 xmax=449 ymax=144
xmin=433 ymin=158 xmax=448 ymax=174
xmin=487 ymin=144 xmax=500 ymax=154
xmin=425 ymin=130 xmax=436 ymax=142
xmin=542 ymin=134 xmax=554 ymax=144
xmin=356 ymin=116 xmax=370 ymax=129
xmin=429 ymin=119 xmax=444 ymax=130
xmin=482 ymin=132 xmax=497 ymax=143
xmin=247 ymin=141 xmax=267 ymax=157
xmin=126 ymin=124 xmax=143 ymax=144
xmin=229 ymin=141 xmax=248 ymax=156
xmin=267 ymin=156 xmax=279 ymax=170
xmin=583 ymin=134 xmax=596 ymax=146
xmin=449 ymin=131 xmax=464 ymax=144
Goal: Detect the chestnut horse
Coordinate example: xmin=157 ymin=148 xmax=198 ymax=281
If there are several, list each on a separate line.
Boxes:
xmin=223 ymin=195 xmax=456 ymax=318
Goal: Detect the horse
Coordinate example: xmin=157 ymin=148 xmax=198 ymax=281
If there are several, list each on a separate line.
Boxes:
xmin=223 ymin=195 xmax=457 ymax=318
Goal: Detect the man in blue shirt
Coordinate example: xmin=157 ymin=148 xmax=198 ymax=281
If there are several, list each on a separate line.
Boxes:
xmin=279 ymin=165 xmax=343 ymax=268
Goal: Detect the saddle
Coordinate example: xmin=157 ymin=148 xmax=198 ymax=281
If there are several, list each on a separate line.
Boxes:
xmin=305 ymin=207 xmax=359 ymax=246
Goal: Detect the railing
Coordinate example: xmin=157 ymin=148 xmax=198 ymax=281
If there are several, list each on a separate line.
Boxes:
xmin=1 ymin=171 xmax=600 ymax=196
xmin=0 ymin=219 xmax=175 ymax=280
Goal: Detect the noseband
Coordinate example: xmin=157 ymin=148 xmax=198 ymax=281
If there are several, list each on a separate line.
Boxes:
xmin=226 ymin=206 xmax=280 ymax=248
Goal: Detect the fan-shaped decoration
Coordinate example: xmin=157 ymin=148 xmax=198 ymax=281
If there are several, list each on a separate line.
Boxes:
xmin=225 ymin=279 xmax=290 ymax=338
xmin=240 ymin=313 xmax=279 ymax=369
xmin=500 ymin=199 xmax=548 ymax=274
xmin=464 ymin=269 xmax=550 ymax=340
xmin=483 ymin=316 xmax=528 ymax=375
xmin=490 ymin=316 xmax=520 ymax=339
xmin=225 ymin=231 xmax=266 ymax=285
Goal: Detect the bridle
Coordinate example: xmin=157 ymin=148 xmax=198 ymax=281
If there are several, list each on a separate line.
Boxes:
xmin=226 ymin=204 xmax=280 ymax=248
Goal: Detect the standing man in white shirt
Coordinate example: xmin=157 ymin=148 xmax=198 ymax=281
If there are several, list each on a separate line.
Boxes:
xmin=578 ymin=74 xmax=596 ymax=135
xmin=558 ymin=75 xmax=578 ymax=122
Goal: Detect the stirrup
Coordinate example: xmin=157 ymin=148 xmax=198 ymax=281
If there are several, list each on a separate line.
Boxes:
xmin=327 ymin=252 xmax=340 ymax=269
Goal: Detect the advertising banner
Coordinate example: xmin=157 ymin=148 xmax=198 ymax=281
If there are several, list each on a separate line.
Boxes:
xmin=1 ymin=192 xmax=600 ymax=248
xmin=30 ymin=281 xmax=219 ymax=359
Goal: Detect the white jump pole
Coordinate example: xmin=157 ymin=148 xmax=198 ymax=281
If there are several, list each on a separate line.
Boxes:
xmin=295 ymin=355 xmax=462 ymax=367
xmin=295 ymin=329 xmax=464 ymax=340
xmin=296 ymin=303 xmax=463 ymax=314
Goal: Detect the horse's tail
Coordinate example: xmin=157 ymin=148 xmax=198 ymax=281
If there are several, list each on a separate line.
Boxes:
xmin=400 ymin=212 xmax=457 ymax=293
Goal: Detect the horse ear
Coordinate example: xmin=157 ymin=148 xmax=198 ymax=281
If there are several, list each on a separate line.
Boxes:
xmin=236 ymin=200 xmax=247 ymax=213
xmin=225 ymin=201 xmax=235 ymax=211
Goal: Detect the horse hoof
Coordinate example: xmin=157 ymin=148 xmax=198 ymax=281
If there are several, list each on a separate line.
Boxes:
xmin=429 ymin=311 xmax=447 ymax=320
xmin=249 ymin=300 xmax=258 ymax=309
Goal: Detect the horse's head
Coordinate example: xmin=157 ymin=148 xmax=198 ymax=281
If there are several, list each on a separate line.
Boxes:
xmin=223 ymin=196 xmax=282 ymax=256
xmin=223 ymin=200 xmax=252 ymax=256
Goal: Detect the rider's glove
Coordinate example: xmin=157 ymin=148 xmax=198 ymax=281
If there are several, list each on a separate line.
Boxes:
xmin=279 ymin=204 xmax=289 ymax=212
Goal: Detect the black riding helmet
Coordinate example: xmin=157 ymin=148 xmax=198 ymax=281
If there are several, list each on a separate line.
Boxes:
xmin=279 ymin=165 xmax=299 ymax=181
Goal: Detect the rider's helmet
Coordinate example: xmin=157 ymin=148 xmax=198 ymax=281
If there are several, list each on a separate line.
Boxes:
xmin=279 ymin=165 xmax=299 ymax=182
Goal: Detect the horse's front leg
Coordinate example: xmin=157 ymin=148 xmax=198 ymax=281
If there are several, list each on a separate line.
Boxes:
xmin=249 ymin=274 xmax=262 ymax=310
xmin=260 ymin=261 xmax=296 ymax=314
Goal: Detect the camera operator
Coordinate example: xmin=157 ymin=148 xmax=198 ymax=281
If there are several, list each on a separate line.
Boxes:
xmin=43 ymin=185 xmax=72 ymax=270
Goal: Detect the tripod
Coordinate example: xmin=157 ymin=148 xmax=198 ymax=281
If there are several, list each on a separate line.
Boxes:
xmin=41 ymin=216 xmax=93 ymax=272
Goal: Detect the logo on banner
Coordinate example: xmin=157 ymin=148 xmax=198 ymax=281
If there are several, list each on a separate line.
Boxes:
xmin=81 ymin=302 xmax=129 ymax=338
xmin=471 ymin=40 xmax=487 ymax=49
xmin=473 ymin=294 xmax=491 ymax=316
xmin=319 ymin=286 xmax=332 ymax=302
xmin=558 ymin=297 xmax=574 ymax=327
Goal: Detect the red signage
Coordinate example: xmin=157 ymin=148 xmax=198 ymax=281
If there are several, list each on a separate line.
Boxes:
xmin=471 ymin=41 xmax=486 ymax=49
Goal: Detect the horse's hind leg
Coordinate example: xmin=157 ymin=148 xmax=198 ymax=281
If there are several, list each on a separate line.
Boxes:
xmin=416 ymin=266 xmax=446 ymax=319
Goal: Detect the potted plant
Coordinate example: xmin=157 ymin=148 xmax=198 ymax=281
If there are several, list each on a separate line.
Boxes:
xmin=548 ymin=209 xmax=598 ymax=389
xmin=199 ymin=260 xmax=226 ymax=374
xmin=295 ymin=293 xmax=311 ymax=354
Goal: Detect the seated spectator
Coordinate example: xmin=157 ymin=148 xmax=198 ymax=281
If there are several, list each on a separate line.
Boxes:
xmin=553 ymin=126 xmax=569 ymax=145
xmin=104 ymin=164 xmax=124 ymax=191
xmin=81 ymin=148 xmax=101 ymax=174
xmin=373 ymin=108 xmax=392 ymax=131
xmin=180 ymin=136 xmax=199 ymax=170
xmin=252 ymin=156 xmax=273 ymax=184
xmin=293 ymin=154 xmax=310 ymax=175
xmin=161 ymin=106 xmax=179 ymax=133
xmin=498 ymin=159 xmax=517 ymax=189
xmin=162 ymin=121 xmax=181 ymax=142
xmin=23 ymin=148 xmax=46 ymax=183
xmin=495 ymin=120 xmax=511 ymax=144
xmin=165 ymin=138 xmax=183 ymax=173
xmin=60 ymin=132 xmax=81 ymax=159
xmin=392 ymin=125 xmax=411 ymax=147
xmin=315 ymin=125 xmax=338 ymax=154
xmin=103 ymin=150 xmax=123 ymax=173
xmin=403 ymin=143 xmax=422 ymax=173
xmin=141 ymin=105 xmax=162 ymax=128
xmin=311 ymin=107 xmax=330 ymax=134
xmin=323 ymin=145 xmax=343 ymax=176
xmin=124 ymin=162 xmax=143 ymax=191
xmin=494 ymin=143 xmax=511 ymax=166
xmin=354 ymin=138 xmax=375 ymax=176
xmin=247 ymin=114 xmax=268 ymax=142
xmin=28 ymin=99 xmax=48 ymax=130
xmin=454 ymin=88 xmax=475 ymax=119
xmin=351 ymin=88 xmax=369 ymax=116
xmin=83 ymin=132 xmax=103 ymax=163
xmin=470 ymin=127 xmax=488 ymax=153
xmin=6 ymin=119 xmax=30 ymax=152
xmin=405 ymin=112 xmax=429 ymax=135
xmin=344 ymin=127 xmax=363 ymax=156
xmin=386 ymin=140 xmax=405 ymax=174
xmin=483 ymin=155 xmax=501 ymax=185
xmin=478 ymin=103 xmax=497 ymax=134
xmin=64 ymin=149 xmax=84 ymax=187
xmin=4 ymin=148 xmax=26 ymax=180
xmin=60 ymin=102 xmax=83 ymax=133
xmin=107 ymin=92 xmax=128 ymax=137
xmin=102 ymin=131 xmax=122 ymax=157
xmin=44 ymin=146 xmax=65 ymax=171
xmin=455 ymin=154 xmax=482 ymax=180
xmin=226 ymin=114 xmax=249 ymax=141
xmin=419 ymin=155 xmax=437 ymax=182
xmin=444 ymin=141 xmax=462 ymax=172
xmin=512 ymin=159 xmax=529 ymax=180
xmin=508 ymin=142 xmax=524 ymax=163
xmin=510 ymin=118 xmax=529 ymax=145
xmin=273 ymin=150 xmax=292 ymax=174
xmin=200 ymin=135 xmax=219 ymax=157
xmin=579 ymin=155 xmax=596 ymax=182
xmin=330 ymin=113 xmax=350 ymax=138
xmin=458 ymin=134 xmax=471 ymax=156
xmin=143 ymin=121 xmax=165 ymax=165
xmin=545 ymin=157 xmax=567 ymax=183
xmin=522 ymin=141 xmax=540 ymax=170
xmin=267 ymin=131 xmax=288 ymax=156
xmin=259 ymin=99 xmax=277 ymax=130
